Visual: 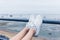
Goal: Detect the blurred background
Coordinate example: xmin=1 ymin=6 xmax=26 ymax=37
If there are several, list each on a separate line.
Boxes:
xmin=0 ymin=0 xmax=60 ymax=15
xmin=0 ymin=0 xmax=60 ymax=40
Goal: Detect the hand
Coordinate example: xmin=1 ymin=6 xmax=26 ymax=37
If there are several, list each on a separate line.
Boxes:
xmin=10 ymin=27 xmax=35 ymax=40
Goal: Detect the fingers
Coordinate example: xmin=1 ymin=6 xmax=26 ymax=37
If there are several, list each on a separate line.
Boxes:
xmin=22 ymin=28 xmax=36 ymax=40
xmin=10 ymin=27 xmax=36 ymax=40
xmin=10 ymin=27 xmax=29 ymax=40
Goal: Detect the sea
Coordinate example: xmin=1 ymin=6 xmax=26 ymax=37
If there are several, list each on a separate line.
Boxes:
xmin=0 ymin=14 xmax=60 ymax=40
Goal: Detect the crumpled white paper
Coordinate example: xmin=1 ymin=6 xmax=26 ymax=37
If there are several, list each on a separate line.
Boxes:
xmin=26 ymin=15 xmax=43 ymax=36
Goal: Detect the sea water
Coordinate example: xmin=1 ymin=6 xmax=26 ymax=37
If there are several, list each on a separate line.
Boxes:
xmin=0 ymin=20 xmax=60 ymax=40
xmin=0 ymin=14 xmax=60 ymax=40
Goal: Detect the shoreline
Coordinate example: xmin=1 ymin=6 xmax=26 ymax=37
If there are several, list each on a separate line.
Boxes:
xmin=0 ymin=30 xmax=17 ymax=38
xmin=0 ymin=30 xmax=60 ymax=40
xmin=0 ymin=30 xmax=49 ymax=40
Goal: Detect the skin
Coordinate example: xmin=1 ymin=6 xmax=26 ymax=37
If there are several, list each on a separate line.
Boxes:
xmin=10 ymin=27 xmax=36 ymax=40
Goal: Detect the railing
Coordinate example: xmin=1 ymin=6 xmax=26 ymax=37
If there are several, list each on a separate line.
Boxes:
xmin=0 ymin=18 xmax=60 ymax=24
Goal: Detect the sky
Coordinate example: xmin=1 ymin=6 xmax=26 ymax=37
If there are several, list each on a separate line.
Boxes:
xmin=0 ymin=0 xmax=60 ymax=15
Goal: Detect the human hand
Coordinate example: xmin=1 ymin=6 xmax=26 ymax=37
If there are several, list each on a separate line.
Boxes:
xmin=10 ymin=15 xmax=42 ymax=40
xmin=10 ymin=27 xmax=35 ymax=40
